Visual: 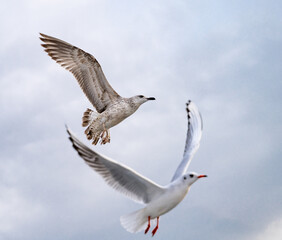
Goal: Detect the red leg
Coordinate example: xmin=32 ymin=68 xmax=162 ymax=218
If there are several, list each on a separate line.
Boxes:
xmin=144 ymin=216 xmax=151 ymax=234
xmin=151 ymin=216 xmax=159 ymax=236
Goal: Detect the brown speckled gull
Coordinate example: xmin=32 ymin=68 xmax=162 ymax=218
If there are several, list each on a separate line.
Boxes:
xmin=40 ymin=33 xmax=155 ymax=144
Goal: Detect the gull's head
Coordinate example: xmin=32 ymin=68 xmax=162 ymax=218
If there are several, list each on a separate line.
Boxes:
xmin=130 ymin=95 xmax=156 ymax=107
xmin=182 ymin=172 xmax=207 ymax=186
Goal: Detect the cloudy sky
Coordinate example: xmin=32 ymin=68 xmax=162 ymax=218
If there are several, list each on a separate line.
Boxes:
xmin=1 ymin=0 xmax=282 ymax=239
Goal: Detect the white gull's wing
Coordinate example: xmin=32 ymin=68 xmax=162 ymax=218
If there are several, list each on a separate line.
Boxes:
xmin=67 ymin=128 xmax=165 ymax=204
xmin=171 ymin=101 xmax=203 ymax=182
xmin=40 ymin=33 xmax=120 ymax=113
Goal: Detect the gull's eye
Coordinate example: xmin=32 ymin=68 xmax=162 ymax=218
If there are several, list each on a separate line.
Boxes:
xmin=183 ymin=176 xmax=187 ymax=180
xmin=138 ymin=95 xmax=144 ymax=98
xmin=189 ymin=174 xmax=194 ymax=178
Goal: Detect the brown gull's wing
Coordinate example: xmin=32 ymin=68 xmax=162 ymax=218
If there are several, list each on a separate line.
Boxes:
xmin=40 ymin=33 xmax=120 ymax=113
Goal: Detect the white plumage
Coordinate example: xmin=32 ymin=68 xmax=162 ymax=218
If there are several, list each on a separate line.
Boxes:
xmin=67 ymin=100 xmax=207 ymax=236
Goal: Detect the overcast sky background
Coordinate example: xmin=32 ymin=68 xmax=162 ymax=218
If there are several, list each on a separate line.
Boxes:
xmin=0 ymin=0 xmax=282 ymax=239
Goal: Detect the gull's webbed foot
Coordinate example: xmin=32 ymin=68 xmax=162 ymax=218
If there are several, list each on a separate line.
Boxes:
xmin=100 ymin=129 xmax=110 ymax=145
xmin=151 ymin=216 xmax=159 ymax=237
xmin=144 ymin=216 xmax=151 ymax=234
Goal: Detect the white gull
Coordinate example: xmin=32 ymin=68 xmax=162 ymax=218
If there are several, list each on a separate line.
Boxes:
xmin=67 ymin=100 xmax=206 ymax=236
xmin=40 ymin=33 xmax=155 ymax=145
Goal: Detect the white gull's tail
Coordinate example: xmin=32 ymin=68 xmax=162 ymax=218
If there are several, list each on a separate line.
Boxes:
xmin=120 ymin=208 xmax=147 ymax=233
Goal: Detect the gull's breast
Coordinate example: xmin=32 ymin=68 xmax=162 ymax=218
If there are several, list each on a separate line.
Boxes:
xmin=104 ymin=101 xmax=136 ymax=128
xmin=145 ymin=186 xmax=189 ymax=219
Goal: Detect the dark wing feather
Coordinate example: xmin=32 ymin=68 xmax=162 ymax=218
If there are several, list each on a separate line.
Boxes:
xmin=67 ymin=128 xmax=165 ymax=204
xmin=171 ymin=100 xmax=203 ymax=182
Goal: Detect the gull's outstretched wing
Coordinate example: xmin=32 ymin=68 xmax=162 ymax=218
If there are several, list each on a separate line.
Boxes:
xmin=40 ymin=33 xmax=120 ymax=113
xmin=67 ymin=128 xmax=165 ymax=204
xmin=171 ymin=101 xmax=203 ymax=182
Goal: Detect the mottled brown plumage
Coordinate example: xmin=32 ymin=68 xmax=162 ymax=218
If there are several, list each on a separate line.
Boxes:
xmin=40 ymin=33 xmax=155 ymax=144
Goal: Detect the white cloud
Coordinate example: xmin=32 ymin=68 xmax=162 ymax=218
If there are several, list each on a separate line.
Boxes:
xmin=0 ymin=184 xmax=45 ymax=234
xmin=0 ymin=0 xmax=282 ymax=239
xmin=252 ymin=218 xmax=282 ymax=240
